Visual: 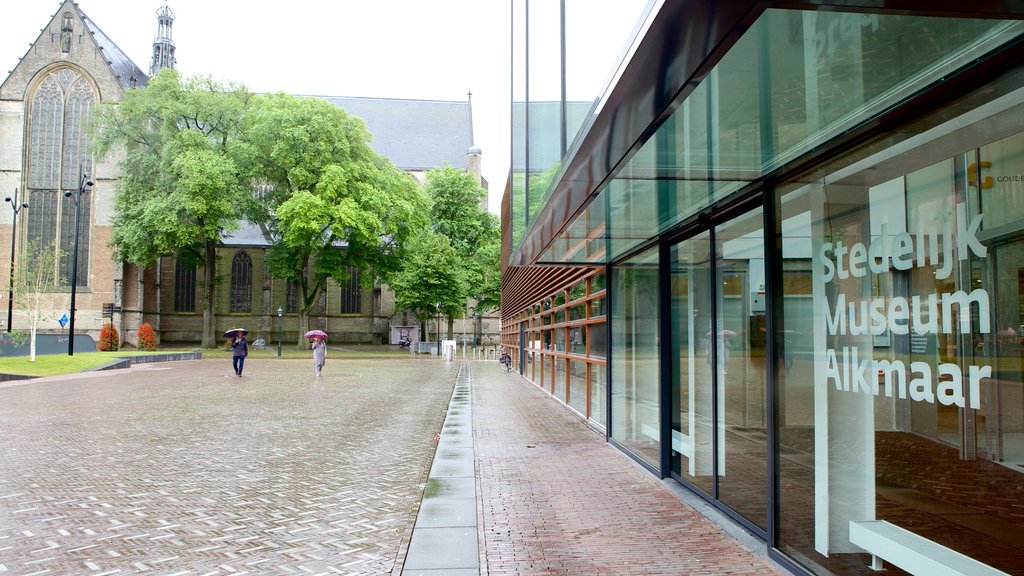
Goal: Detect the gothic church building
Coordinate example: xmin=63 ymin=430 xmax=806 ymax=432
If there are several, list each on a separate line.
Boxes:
xmin=0 ymin=1 xmax=492 ymax=348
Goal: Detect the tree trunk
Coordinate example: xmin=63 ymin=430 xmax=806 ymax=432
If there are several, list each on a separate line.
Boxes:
xmin=29 ymin=323 xmax=36 ymax=362
xmin=295 ymin=310 xmax=310 ymax=350
xmin=201 ymin=239 xmax=218 ymax=348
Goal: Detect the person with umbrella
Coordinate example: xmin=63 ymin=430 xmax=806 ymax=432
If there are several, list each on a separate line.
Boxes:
xmin=226 ymin=328 xmax=249 ymax=377
xmin=306 ymin=330 xmax=328 ymax=377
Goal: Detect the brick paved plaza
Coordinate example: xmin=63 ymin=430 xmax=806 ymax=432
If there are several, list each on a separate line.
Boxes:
xmin=0 ymin=354 xmax=784 ymax=575
xmin=0 ymin=355 xmax=459 ymax=575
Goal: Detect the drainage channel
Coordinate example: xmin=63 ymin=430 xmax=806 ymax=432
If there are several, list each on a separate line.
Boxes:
xmin=402 ymin=361 xmax=477 ymax=575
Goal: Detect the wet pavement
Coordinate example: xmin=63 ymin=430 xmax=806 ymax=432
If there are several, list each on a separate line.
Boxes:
xmin=0 ymin=355 xmax=459 ymax=575
xmin=0 ymin=353 xmax=786 ymax=575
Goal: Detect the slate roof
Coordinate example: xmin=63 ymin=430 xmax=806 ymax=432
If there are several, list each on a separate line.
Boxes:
xmin=315 ymin=96 xmax=472 ymax=172
xmin=221 ymin=221 xmax=272 ymax=248
xmin=78 ymin=6 xmax=148 ymax=91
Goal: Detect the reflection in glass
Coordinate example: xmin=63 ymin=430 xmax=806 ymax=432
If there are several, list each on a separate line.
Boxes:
xmin=779 ymin=108 xmax=1024 ymax=576
xmin=671 ymin=231 xmax=715 ymax=495
xmin=611 ymin=246 xmax=660 ymax=467
xmin=716 ymin=210 xmax=767 ymax=530
xmin=590 ymin=362 xmax=607 ymax=428
xmin=569 ymin=359 xmax=587 ymax=415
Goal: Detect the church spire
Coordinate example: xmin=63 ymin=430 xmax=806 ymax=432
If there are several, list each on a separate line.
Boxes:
xmin=149 ymin=4 xmax=176 ymax=76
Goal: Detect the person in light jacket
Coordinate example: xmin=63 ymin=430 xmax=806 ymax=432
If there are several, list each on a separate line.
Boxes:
xmin=312 ymin=337 xmax=327 ymax=377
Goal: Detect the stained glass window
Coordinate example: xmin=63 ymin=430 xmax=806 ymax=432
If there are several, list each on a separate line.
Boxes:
xmin=340 ymin=266 xmax=360 ymax=314
xmin=174 ymin=260 xmax=196 ymax=313
xmin=25 ymin=68 xmax=94 ymax=286
xmin=230 ymin=251 xmax=252 ymax=313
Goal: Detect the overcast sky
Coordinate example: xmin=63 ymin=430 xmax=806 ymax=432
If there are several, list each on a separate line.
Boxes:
xmin=0 ymin=2 xmax=652 ymax=215
xmin=0 ymin=1 xmax=514 ymax=212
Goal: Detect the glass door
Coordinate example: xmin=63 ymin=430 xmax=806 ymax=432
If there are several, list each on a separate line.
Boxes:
xmin=670 ymin=207 xmax=768 ymax=531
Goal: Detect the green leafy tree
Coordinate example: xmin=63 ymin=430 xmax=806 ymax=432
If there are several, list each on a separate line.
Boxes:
xmin=418 ymin=166 xmax=500 ymax=337
xmin=389 ymin=230 xmax=468 ymax=341
xmin=471 ymin=233 xmax=501 ymax=312
xmin=240 ymin=94 xmax=430 ymax=347
xmin=12 ymin=241 xmax=66 ymax=361
xmin=94 ymin=69 xmax=254 ymax=348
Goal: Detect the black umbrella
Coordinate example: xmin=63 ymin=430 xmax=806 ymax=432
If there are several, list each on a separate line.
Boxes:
xmin=224 ymin=328 xmax=249 ymax=337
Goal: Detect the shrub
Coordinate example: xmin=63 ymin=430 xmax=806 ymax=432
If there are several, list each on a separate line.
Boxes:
xmin=137 ymin=322 xmax=157 ymax=351
xmin=98 ymin=322 xmax=119 ymax=351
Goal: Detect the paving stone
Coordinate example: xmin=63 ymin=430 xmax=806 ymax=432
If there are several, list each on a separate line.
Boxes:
xmin=0 ymin=356 xmax=458 ymax=575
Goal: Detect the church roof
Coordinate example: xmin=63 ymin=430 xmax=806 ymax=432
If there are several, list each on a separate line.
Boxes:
xmin=80 ymin=9 xmax=148 ymax=91
xmin=315 ymin=96 xmax=471 ymax=172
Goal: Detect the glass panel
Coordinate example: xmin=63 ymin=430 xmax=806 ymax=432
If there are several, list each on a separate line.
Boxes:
xmin=568 ymin=359 xmax=587 ymax=415
xmin=569 ymin=280 xmax=586 ymax=302
xmin=671 ymin=230 xmax=715 ymax=495
xmin=611 ymin=245 xmax=660 ymax=468
xmin=778 ymin=66 xmax=1024 ymax=575
xmin=589 ymin=319 xmax=606 ymax=359
xmin=554 ymin=356 xmax=567 ymax=403
xmin=564 ymin=0 xmax=650 ymax=145
xmin=553 ymin=325 xmax=566 ymax=352
xmin=527 ymin=0 xmax=562 ymax=224
xmin=538 ymin=11 xmax=1024 ymax=265
xmin=569 ymin=324 xmax=585 ymax=356
xmin=590 ymin=362 xmax=607 ymax=427
xmin=716 ymin=209 xmax=767 ymax=530
xmin=511 ymin=0 xmax=527 ymax=253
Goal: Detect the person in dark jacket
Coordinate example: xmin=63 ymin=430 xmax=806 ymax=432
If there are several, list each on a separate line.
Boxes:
xmin=231 ymin=333 xmax=248 ymax=377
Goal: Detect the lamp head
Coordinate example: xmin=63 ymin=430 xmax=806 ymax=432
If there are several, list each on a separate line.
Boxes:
xmin=4 ymin=197 xmax=10 ymax=203
xmin=64 ymin=191 xmax=72 ymax=198
xmin=277 ymin=307 xmax=282 ymax=316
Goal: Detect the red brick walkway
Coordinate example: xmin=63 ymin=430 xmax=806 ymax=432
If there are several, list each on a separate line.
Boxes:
xmin=473 ymin=361 xmax=787 ymax=576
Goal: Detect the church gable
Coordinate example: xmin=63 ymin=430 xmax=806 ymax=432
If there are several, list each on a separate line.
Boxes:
xmin=0 ymin=1 xmax=144 ymax=103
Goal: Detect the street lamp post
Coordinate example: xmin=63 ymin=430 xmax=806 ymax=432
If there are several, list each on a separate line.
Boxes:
xmin=435 ymin=302 xmax=441 ymax=358
xmin=5 ymin=189 xmax=28 ymax=333
xmin=277 ymin=307 xmax=283 ymax=357
xmin=66 ymin=170 xmax=92 ymax=356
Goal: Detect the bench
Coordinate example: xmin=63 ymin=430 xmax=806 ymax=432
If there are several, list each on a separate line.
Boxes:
xmin=849 ymin=520 xmax=1010 ymax=576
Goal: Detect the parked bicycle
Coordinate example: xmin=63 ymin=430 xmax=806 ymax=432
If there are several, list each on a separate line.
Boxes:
xmin=499 ymin=349 xmax=512 ymax=372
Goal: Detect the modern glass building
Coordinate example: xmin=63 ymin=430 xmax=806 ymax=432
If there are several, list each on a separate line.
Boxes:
xmin=501 ymin=2 xmax=1024 ymax=575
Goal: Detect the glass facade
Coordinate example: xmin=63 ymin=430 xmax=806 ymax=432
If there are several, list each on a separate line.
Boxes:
xmin=504 ymin=2 xmax=1024 ymax=575
xmin=509 ymin=0 xmax=652 ymax=255
xmin=777 ymin=71 xmax=1024 ymax=574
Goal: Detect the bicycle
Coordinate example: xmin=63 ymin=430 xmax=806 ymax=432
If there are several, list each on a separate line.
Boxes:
xmin=499 ymin=351 xmax=512 ymax=372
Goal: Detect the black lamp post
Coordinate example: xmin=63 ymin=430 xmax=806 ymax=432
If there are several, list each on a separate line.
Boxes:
xmin=277 ymin=306 xmax=283 ymax=357
xmin=436 ymin=302 xmax=441 ymax=358
xmin=5 ymin=189 xmax=27 ymax=333
xmin=65 ymin=170 xmax=92 ymax=356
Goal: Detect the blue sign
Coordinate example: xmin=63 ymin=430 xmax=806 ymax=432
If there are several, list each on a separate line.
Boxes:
xmin=58 ymin=313 xmax=68 ymax=328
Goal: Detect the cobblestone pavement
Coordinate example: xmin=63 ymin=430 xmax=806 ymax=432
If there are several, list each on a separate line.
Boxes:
xmin=0 ymin=356 xmax=459 ymax=575
xmin=473 ymin=361 xmax=787 ymax=576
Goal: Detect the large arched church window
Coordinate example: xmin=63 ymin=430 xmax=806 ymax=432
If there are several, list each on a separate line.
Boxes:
xmin=24 ymin=68 xmax=94 ymax=286
xmin=230 ymin=251 xmax=252 ymax=313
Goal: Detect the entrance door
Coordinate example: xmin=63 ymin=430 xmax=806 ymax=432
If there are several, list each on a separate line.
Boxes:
xmin=670 ymin=207 xmax=768 ymax=531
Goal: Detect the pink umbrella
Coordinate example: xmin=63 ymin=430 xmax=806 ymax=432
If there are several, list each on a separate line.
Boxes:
xmin=305 ymin=330 xmax=328 ymax=340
